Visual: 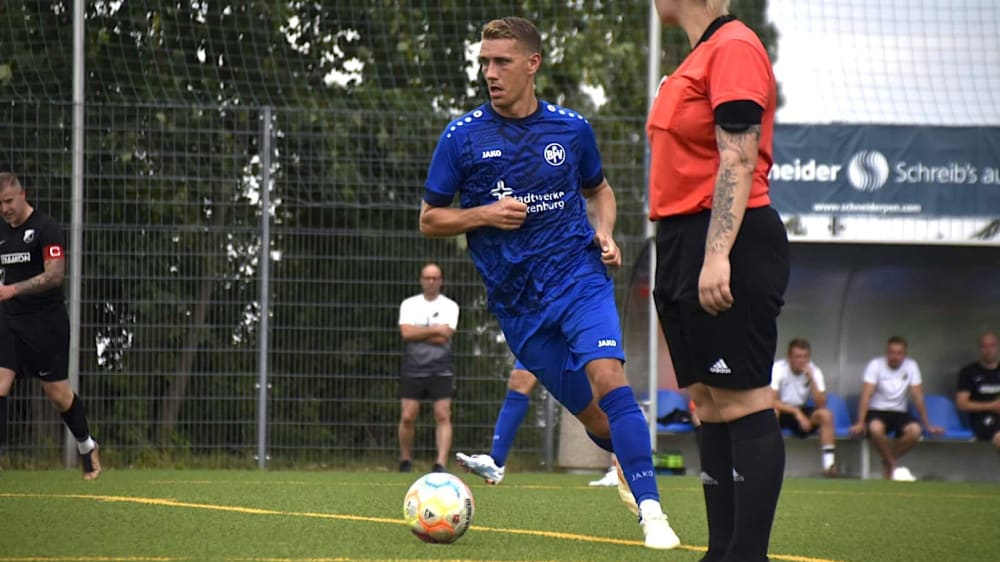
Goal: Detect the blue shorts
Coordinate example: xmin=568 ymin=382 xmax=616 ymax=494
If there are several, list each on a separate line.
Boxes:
xmin=500 ymin=274 xmax=624 ymax=415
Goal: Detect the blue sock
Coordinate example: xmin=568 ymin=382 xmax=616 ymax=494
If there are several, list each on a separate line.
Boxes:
xmin=586 ymin=431 xmax=615 ymax=453
xmin=489 ymin=390 xmax=530 ymax=467
xmin=599 ymin=386 xmax=659 ymax=506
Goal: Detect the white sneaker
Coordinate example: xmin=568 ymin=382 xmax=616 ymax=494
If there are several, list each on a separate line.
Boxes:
xmin=639 ymin=501 xmax=681 ymax=550
xmin=614 ymin=460 xmax=639 ymax=517
xmin=589 ymin=466 xmax=618 ymax=487
xmin=891 ymin=466 xmax=917 ymax=482
xmin=455 ymin=452 xmax=505 ymax=485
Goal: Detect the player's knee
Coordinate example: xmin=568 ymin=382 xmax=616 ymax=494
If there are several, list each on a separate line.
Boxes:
xmin=815 ymin=408 xmax=833 ymax=424
xmin=867 ymin=420 xmax=886 ymax=436
xmin=902 ymin=423 xmax=922 ymax=439
xmin=992 ymin=433 xmax=1000 ymax=449
xmin=585 ymin=359 xmax=627 ymax=396
xmin=508 ymin=369 xmax=536 ymax=394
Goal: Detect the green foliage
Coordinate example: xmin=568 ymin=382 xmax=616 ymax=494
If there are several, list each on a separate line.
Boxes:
xmin=1 ymin=1 xmax=778 ymax=462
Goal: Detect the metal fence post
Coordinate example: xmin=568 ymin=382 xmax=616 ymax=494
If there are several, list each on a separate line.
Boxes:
xmin=256 ymin=106 xmax=273 ymax=469
xmin=66 ymin=0 xmax=86 ymax=468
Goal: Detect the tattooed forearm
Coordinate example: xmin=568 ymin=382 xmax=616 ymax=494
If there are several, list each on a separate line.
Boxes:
xmin=706 ymin=166 xmax=738 ymax=255
xmin=715 ymin=125 xmax=761 ymax=167
xmin=8 ymin=258 xmax=64 ymax=297
xmin=706 ymin=125 xmax=761 ymax=256
xmin=10 ymin=272 xmax=61 ymax=296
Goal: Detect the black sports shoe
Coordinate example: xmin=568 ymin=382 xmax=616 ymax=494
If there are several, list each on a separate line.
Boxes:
xmin=431 ymin=462 xmax=446 ymax=473
xmin=399 ymin=459 xmax=413 ymax=473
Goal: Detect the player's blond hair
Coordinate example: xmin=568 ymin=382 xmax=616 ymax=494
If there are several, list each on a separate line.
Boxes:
xmin=481 ymin=17 xmax=542 ymax=55
xmin=707 ymin=0 xmax=731 ymax=13
xmin=0 ymin=172 xmax=22 ymax=191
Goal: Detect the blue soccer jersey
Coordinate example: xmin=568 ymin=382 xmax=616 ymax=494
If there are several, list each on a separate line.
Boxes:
xmin=424 ymin=100 xmax=608 ymax=317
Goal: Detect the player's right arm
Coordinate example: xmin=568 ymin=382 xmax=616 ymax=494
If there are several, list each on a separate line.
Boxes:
xmin=956 ymin=390 xmax=1000 ymax=413
xmin=420 ymin=121 xmax=527 ymax=237
xmin=956 ymin=367 xmax=1000 ymax=413
xmin=419 ymin=199 xmax=526 ymax=237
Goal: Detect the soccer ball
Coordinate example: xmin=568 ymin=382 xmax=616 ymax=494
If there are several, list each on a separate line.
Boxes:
xmin=402 ymin=472 xmax=475 ymax=544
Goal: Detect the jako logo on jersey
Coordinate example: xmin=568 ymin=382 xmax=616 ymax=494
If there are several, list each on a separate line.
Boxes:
xmin=1 ymin=252 xmax=31 ymax=265
xmin=597 ymin=339 xmax=617 ymax=348
xmin=491 ymin=179 xmax=513 ymax=200
xmin=544 ymin=143 xmax=566 ymax=166
xmin=23 ymin=229 xmax=35 ymax=244
xmin=482 ymin=149 xmax=502 ymax=159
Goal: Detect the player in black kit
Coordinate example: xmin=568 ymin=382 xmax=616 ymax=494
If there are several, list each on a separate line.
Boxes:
xmin=0 ymin=172 xmax=101 ymax=479
xmin=955 ymin=331 xmax=1000 ymax=449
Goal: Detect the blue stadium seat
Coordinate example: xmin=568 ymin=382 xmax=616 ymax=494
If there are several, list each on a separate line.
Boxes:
xmin=656 ymin=389 xmax=695 ymax=434
xmin=823 ymin=393 xmax=854 ymax=439
xmin=911 ymin=395 xmax=975 ymax=440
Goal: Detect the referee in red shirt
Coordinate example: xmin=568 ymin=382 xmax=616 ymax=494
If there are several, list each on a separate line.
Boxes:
xmin=648 ymin=1 xmax=789 ymax=561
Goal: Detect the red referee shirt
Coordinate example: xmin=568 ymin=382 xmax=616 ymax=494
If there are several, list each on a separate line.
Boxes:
xmin=647 ymin=20 xmax=777 ymax=219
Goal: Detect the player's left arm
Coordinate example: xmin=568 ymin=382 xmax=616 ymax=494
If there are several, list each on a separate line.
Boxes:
xmin=700 ymin=122 xmax=758 ymax=315
xmin=582 ymin=180 xmax=620 ymax=267
xmin=0 ymin=244 xmax=65 ymax=301
xmin=700 ymin=39 xmax=771 ymax=315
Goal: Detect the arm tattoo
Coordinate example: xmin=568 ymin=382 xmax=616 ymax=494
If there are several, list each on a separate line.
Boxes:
xmin=706 ymin=166 xmax=738 ymax=255
xmin=10 ymin=259 xmax=64 ymax=296
xmin=706 ymin=125 xmax=761 ymax=255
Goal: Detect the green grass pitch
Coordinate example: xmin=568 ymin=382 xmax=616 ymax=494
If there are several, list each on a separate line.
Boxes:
xmin=1 ymin=469 xmax=997 ymax=561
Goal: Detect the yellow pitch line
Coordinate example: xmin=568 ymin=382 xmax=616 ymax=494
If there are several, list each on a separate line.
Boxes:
xmin=0 ymin=493 xmax=843 ymax=562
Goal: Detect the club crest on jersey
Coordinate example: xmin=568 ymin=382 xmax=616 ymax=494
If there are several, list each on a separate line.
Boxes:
xmin=23 ymin=229 xmax=34 ymax=244
xmin=490 ymin=179 xmax=513 ymax=200
xmin=544 ymin=143 xmax=566 ymax=166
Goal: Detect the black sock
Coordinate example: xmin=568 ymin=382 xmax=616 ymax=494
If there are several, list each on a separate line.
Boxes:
xmin=697 ymin=421 xmax=734 ymax=562
xmin=0 ymin=395 xmax=7 ymax=451
xmin=59 ymin=394 xmax=91 ymax=442
xmin=728 ymin=409 xmax=785 ymax=562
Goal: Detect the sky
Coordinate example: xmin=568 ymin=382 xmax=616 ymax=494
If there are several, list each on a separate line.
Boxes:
xmin=768 ymin=0 xmax=1000 ymax=125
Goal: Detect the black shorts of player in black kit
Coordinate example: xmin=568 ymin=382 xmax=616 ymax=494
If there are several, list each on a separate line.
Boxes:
xmin=399 ymin=375 xmax=455 ymax=401
xmin=778 ymin=407 xmax=817 ymax=438
xmin=970 ymin=414 xmax=1000 ymax=442
xmin=653 ymin=206 xmax=790 ymax=389
xmin=865 ymin=410 xmax=918 ymax=438
xmin=0 ymin=302 xmax=71 ymax=382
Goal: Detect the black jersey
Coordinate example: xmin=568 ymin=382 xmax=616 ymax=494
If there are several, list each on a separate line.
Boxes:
xmin=956 ymin=361 xmax=1000 ymax=427
xmin=0 ymin=209 xmax=65 ymax=315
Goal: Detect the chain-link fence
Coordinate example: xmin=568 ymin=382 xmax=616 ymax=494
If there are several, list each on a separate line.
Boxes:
xmin=3 ymin=1 xmax=998 ymax=469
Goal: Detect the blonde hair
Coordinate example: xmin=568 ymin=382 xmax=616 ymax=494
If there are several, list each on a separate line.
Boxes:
xmin=708 ymin=0 xmax=731 ymax=13
xmin=481 ymin=17 xmax=542 ymax=55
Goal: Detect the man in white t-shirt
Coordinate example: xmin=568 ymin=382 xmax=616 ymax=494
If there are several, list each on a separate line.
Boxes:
xmin=397 ymin=263 xmax=460 ymax=474
xmin=849 ymin=336 xmax=943 ymax=480
xmin=771 ymin=338 xmax=838 ymax=476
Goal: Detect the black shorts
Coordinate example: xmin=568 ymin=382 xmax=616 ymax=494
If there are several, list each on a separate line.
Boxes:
xmin=865 ymin=410 xmax=918 ymax=437
xmin=778 ymin=406 xmax=817 ymax=438
xmin=0 ymin=304 xmax=70 ymax=382
xmin=399 ymin=375 xmax=454 ymax=401
xmin=970 ymin=414 xmax=1000 ymax=442
xmin=653 ymin=207 xmax=790 ymax=390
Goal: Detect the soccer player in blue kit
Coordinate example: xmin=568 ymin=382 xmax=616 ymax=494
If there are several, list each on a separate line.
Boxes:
xmin=419 ymin=17 xmax=680 ymax=550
